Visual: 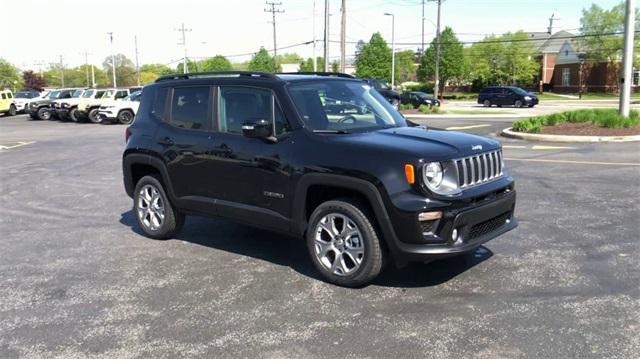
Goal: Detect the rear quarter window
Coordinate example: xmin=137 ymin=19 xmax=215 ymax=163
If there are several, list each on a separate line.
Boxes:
xmin=150 ymin=87 xmax=169 ymax=121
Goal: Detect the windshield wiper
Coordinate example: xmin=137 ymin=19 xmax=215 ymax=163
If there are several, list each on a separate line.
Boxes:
xmin=312 ymin=129 xmax=351 ymax=134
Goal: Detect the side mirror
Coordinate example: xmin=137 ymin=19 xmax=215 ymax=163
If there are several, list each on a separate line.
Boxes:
xmin=242 ymin=119 xmax=272 ymax=139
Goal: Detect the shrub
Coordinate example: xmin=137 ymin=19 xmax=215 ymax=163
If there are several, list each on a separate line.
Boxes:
xmin=398 ymin=103 xmax=414 ymax=111
xmin=418 ymin=104 xmax=431 ymax=113
xmin=511 ymin=109 xmax=640 ymax=133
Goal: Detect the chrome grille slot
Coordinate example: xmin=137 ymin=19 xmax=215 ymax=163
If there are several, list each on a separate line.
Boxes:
xmin=454 ymin=150 xmax=503 ymax=189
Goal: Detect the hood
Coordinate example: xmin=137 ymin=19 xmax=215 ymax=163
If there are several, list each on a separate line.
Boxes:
xmin=377 ymin=88 xmax=400 ymax=100
xmin=328 ymin=126 xmax=500 ymax=161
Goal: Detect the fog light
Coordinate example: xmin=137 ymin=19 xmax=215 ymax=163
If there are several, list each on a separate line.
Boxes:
xmin=418 ymin=211 xmax=442 ymax=221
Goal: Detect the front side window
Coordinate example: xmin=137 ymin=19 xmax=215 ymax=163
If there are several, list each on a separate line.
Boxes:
xmin=169 ymin=86 xmax=211 ymax=130
xmin=218 ymin=87 xmax=289 ymax=135
xmin=288 ymin=81 xmax=407 ymax=133
xmin=115 ymin=90 xmax=128 ymax=100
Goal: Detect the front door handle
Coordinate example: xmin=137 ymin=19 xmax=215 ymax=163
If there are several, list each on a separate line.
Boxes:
xmin=158 ymin=137 xmax=174 ymax=146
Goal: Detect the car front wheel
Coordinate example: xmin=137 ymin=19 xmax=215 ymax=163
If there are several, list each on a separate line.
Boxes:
xmin=88 ymin=108 xmax=101 ymax=123
xmin=37 ymin=107 xmax=51 ymax=120
xmin=307 ymin=198 xmax=383 ymax=287
xmin=69 ymin=108 xmax=81 ymax=122
xmin=118 ymin=109 xmax=134 ymax=125
xmin=134 ymin=175 xmax=184 ymax=240
xmin=515 ymin=100 xmax=523 ymax=108
xmin=8 ymin=105 xmax=16 ymax=117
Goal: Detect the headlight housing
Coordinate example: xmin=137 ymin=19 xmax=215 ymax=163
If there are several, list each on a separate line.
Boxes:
xmin=524 ymin=96 xmax=532 ymax=100
xmin=421 ymin=161 xmax=462 ymax=196
xmin=423 ymin=162 xmax=443 ymax=189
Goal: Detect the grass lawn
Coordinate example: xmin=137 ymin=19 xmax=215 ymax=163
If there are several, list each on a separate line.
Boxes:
xmin=535 ymin=92 xmax=640 ymax=100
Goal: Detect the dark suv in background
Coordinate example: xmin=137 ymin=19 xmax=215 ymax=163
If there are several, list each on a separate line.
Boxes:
xmin=362 ymin=79 xmax=400 ymax=108
xmin=478 ymin=86 xmax=539 ymax=108
xmin=122 ymin=71 xmax=517 ymax=287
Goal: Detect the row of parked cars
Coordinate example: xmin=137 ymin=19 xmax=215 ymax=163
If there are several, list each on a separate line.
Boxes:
xmin=0 ymin=87 xmax=142 ymax=124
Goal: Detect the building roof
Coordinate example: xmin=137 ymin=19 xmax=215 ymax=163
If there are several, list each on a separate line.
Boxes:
xmin=539 ymin=30 xmax=577 ymax=53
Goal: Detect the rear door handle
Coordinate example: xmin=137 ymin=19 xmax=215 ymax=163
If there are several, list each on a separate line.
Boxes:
xmin=158 ymin=137 xmax=174 ymax=146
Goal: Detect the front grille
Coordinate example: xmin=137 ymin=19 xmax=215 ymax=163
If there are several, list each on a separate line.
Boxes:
xmin=454 ymin=150 xmax=503 ymax=189
xmin=468 ymin=211 xmax=511 ymax=240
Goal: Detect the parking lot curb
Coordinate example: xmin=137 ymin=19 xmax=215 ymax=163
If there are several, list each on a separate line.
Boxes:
xmin=501 ymin=127 xmax=640 ymax=143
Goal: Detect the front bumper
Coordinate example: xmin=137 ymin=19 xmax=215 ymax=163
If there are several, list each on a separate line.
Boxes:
xmin=98 ymin=110 xmax=116 ymax=121
xmin=387 ymin=186 xmax=517 ymax=263
xmin=55 ymin=108 xmax=70 ymax=119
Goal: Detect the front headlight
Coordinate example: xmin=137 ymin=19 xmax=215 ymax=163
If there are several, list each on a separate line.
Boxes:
xmin=524 ymin=96 xmax=532 ymax=100
xmin=425 ymin=100 xmax=432 ymax=104
xmin=423 ymin=162 xmax=443 ymax=189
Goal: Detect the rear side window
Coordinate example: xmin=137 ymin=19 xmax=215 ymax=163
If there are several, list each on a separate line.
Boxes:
xmin=151 ymin=87 xmax=168 ymax=121
xmin=169 ymin=86 xmax=211 ymax=130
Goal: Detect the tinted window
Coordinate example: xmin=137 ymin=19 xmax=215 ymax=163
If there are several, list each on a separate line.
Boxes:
xmin=1 ymin=94 xmax=5 ymax=100
xmin=169 ymin=86 xmax=211 ymax=130
xmin=219 ymin=87 xmax=280 ymax=135
xmin=7 ymin=93 xmax=12 ymax=99
xmin=115 ymin=90 xmax=128 ymax=99
xmin=151 ymin=87 xmax=168 ymax=121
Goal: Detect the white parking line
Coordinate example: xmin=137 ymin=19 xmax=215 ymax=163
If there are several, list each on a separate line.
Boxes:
xmin=505 ymin=157 xmax=640 ymax=166
xmin=0 ymin=141 xmax=35 ymax=150
xmin=531 ymin=145 xmax=575 ymax=150
xmin=445 ymin=124 xmax=491 ymax=130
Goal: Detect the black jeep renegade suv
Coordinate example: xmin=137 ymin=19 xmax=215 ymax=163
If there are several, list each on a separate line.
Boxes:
xmin=122 ymin=71 xmax=517 ymax=287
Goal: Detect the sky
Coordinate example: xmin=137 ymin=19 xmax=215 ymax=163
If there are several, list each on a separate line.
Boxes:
xmin=0 ymin=0 xmax=624 ymax=71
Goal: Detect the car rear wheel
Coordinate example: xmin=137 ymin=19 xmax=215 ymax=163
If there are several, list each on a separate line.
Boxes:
xmin=118 ymin=109 xmax=134 ymax=125
xmin=483 ymin=100 xmax=491 ymax=107
xmin=88 ymin=108 xmax=101 ymax=123
xmin=515 ymin=100 xmax=523 ymax=108
xmin=307 ymin=198 xmax=383 ymax=287
xmin=134 ymin=175 xmax=184 ymax=240
xmin=37 ymin=107 xmax=51 ymax=120
xmin=8 ymin=105 xmax=16 ymax=117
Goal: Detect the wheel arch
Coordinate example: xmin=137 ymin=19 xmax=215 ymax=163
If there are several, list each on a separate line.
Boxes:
xmin=123 ymin=153 xmax=176 ymax=202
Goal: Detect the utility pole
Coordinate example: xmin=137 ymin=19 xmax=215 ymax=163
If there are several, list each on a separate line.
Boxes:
xmin=84 ymin=51 xmax=90 ymax=87
xmin=433 ymin=0 xmax=442 ymax=99
xmin=59 ymin=55 xmax=65 ymax=87
xmin=619 ymin=0 xmax=635 ymax=117
xmin=264 ymin=2 xmax=284 ymax=57
xmin=313 ymin=1 xmax=317 ymax=71
xmin=421 ymin=0 xmax=425 ymax=54
xmin=384 ymin=13 xmax=395 ymax=87
xmin=175 ymin=23 xmax=192 ymax=74
xmin=91 ymin=64 xmax=96 ymax=88
xmin=323 ymin=0 xmax=330 ymax=72
xmin=340 ymin=0 xmax=346 ymax=73
xmin=134 ymin=35 xmax=141 ymax=86
xmin=547 ymin=11 xmax=560 ymax=35
xmin=107 ymin=32 xmax=117 ymax=87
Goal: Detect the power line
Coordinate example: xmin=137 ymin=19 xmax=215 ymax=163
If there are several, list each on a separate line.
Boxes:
xmin=264 ymin=2 xmax=285 ymax=57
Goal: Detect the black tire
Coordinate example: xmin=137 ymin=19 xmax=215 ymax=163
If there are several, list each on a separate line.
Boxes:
xmin=8 ymin=105 xmax=16 ymax=117
xmin=69 ymin=107 xmax=81 ymax=122
xmin=483 ymin=100 xmax=491 ymax=107
xmin=514 ymin=100 xmax=523 ymax=108
xmin=29 ymin=113 xmax=39 ymax=120
xmin=133 ymin=175 xmax=184 ymax=240
xmin=88 ymin=108 xmax=101 ymax=123
xmin=306 ymin=198 xmax=383 ymax=287
xmin=117 ymin=109 xmax=134 ymax=125
xmin=37 ymin=107 xmax=51 ymax=120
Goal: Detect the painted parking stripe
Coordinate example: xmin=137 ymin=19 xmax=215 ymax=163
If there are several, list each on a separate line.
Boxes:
xmin=505 ymin=157 xmax=640 ymax=166
xmin=502 ymin=145 xmax=527 ymax=149
xmin=445 ymin=124 xmax=491 ymax=130
xmin=531 ymin=145 xmax=575 ymax=150
xmin=0 ymin=141 xmax=35 ymax=150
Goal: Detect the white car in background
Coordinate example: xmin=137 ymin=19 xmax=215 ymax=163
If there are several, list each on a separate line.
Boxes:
xmin=14 ymin=90 xmax=48 ymax=113
xmin=97 ymin=90 xmax=142 ymax=124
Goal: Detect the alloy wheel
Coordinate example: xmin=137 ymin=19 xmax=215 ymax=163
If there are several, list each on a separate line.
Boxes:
xmin=313 ymin=213 xmax=364 ymax=276
xmin=137 ymin=184 xmax=165 ymax=231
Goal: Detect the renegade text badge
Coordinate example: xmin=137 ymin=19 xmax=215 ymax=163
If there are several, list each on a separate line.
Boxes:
xmin=472 ymin=145 xmax=483 ymax=151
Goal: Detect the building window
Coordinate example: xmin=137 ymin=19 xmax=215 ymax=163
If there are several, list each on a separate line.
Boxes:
xmin=562 ymin=67 xmax=571 ymax=87
xmin=633 ymin=69 xmax=640 ymax=86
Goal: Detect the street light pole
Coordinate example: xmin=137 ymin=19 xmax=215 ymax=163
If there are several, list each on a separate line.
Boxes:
xmin=107 ymin=32 xmax=117 ymax=87
xmin=384 ymin=13 xmax=395 ymax=88
xmin=619 ymin=0 xmax=635 ymax=117
xmin=434 ymin=0 xmax=442 ymax=99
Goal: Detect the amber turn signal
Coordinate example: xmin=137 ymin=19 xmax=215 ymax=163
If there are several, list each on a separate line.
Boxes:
xmin=404 ymin=164 xmax=415 ymax=184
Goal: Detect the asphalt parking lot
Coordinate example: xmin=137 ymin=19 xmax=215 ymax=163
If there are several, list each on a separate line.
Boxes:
xmin=1 ymin=114 xmax=639 ymax=358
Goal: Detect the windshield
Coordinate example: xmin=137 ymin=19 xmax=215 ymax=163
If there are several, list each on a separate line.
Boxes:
xmin=72 ymin=90 xmax=84 ymax=98
xmin=288 ymin=81 xmax=407 ymax=133
xmin=48 ymin=91 xmax=61 ymax=99
xmin=82 ymin=90 xmax=94 ymax=98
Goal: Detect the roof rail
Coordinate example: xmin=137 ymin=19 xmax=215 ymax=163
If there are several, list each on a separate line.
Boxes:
xmin=155 ymin=71 xmax=278 ymax=83
xmin=279 ymin=72 xmax=356 ymax=79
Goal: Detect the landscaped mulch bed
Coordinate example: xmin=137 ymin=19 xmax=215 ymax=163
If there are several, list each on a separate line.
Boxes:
xmin=541 ymin=122 xmax=640 ymax=136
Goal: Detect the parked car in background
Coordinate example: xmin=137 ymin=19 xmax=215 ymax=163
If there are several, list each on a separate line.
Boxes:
xmin=400 ymin=91 xmax=441 ymax=108
xmin=362 ymin=79 xmax=400 ymax=108
xmin=26 ymin=88 xmax=79 ymax=120
xmin=478 ymin=86 xmax=539 ymax=108
xmin=74 ymin=88 xmax=109 ymax=122
xmin=77 ymin=87 xmax=141 ymax=123
xmin=122 ymin=71 xmax=517 ymax=287
xmin=0 ymin=90 xmax=17 ymax=117
xmin=13 ymin=90 xmax=43 ymax=113
xmin=53 ymin=88 xmax=87 ymax=121
xmin=98 ymin=90 xmax=142 ymax=124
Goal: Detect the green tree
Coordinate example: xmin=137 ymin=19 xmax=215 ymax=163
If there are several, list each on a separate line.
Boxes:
xmin=394 ymin=50 xmax=417 ymax=83
xmin=0 ymin=58 xmax=23 ymax=91
xmin=199 ymin=55 xmax=233 ymax=71
xmin=298 ymin=57 xmax=325 ymax=72
xmin=355 ymin=32 xmax=392 ymax=81
xmin=248 ymin=47 xmax=280 ymax=73
xmin=580 ymin=2 xmax=639 ymax=66
xmin=175 ymin=59 xmax=198 ymax=74
xmin=103 ymin=54 xmax=137 ymax=86
xmin=417 ymin=27 xmax=464 ymax=96
xmin=140 ymin=63 xmax=174 ymax=77
xmin=274 ymin=53 xmax=303 ymax=65
xmin=330 ymin=61 xmax=340 ymax=73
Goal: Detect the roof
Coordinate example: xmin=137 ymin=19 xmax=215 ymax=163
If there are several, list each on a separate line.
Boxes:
xmin=155 ymin=71 xmax=358 ymax=84
xmin=539 ymin=30 xmax=577 ymax=53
